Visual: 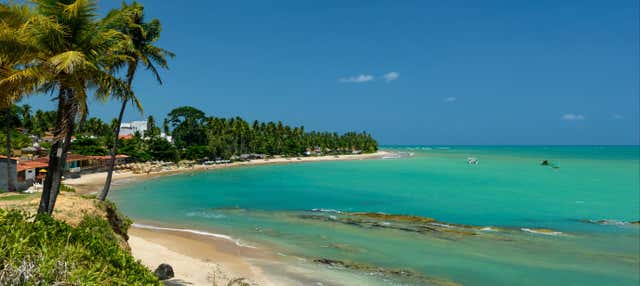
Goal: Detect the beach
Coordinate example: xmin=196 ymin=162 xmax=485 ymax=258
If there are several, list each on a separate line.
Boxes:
xmin=61 ymin=151 xmax=390 ymax=285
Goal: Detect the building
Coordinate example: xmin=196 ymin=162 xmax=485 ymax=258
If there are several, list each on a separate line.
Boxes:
xmin=14 ymin=154 xmax=131 ymax=189
xmin=0 ymin=156 xmax=18 ymax=191
xmin=119 ymin=120 xmax=173 ymax=143
xmin=119 ymin=121 xmax=148 ymax=137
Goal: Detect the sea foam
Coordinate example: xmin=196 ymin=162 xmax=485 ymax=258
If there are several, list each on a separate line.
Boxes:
xmin=132 ymin=223 xmax=256 ymax=248
xmin=520 ymin=228 xmax=563 ymax=236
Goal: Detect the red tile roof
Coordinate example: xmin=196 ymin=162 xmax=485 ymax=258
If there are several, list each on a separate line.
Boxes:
xmin=118 ymin=134 xmax=134 ymax=140
xmin=16 ymin=154 xmax=127 ymax=172
xmin=0 ymin=155 xmax=19 ymax=161
xmin=17 ymin=160 xmax=48 ymax=172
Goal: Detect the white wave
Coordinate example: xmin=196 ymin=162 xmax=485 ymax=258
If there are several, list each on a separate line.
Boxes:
xmin=310 ymin=208 xmax=343 ymax=214
xmin=429 ymin=222 xmax=454 ymax=229
xmin=521 ymin=228 xmax=563 ymax=236
xmin=587 ymin=219 xmax=628 ymax=226
xmin=185 ymin=211 xmax=226 ymax=219
xmin=480 ymin=227 xmax=497 ymax=232
xmin=132 ymin=223 xmax=257 ymax=248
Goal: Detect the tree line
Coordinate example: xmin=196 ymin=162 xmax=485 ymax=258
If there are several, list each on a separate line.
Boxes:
xmin=2 ymin=104 xmax=379 ymax=163
xmin=168 ymin=106 xmax=378 ymax=160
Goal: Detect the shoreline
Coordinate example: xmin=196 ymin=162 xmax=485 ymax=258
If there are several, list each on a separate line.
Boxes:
xmin=63 ymin=150 xmax=391 ymax=285
xmin=64 ymin=150 xmax=390 ymax=195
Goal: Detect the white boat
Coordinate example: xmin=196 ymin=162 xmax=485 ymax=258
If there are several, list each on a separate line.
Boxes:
xmin=467 ymin=157 xmax=479 ymax=164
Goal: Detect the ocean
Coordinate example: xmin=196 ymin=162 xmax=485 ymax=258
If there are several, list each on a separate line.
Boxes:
xmin=112 ymin=146 xmax=640 ymax=285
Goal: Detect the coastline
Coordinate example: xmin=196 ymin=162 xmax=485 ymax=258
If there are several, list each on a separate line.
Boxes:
xmin=63 ymin=151 xmax=390 ymax=285
xmin=64 ymin=151 xmax=390 ymax=195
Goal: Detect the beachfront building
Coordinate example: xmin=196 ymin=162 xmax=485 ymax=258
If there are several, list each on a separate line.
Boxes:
xmin=0 ymin=156 xmax=18 ymax=191
xmin=120 ymin=120 xmax=148 ymax=137
xmin=14 ymin=154 xmax=131 ymax=189
xmin=119 ymin=120 xmax=173 ymax=143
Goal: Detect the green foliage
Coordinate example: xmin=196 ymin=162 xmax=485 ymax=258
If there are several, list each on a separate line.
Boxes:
xmin=0 ymin=194 xmax=35 ymax=201
xmin=167 ymin=106 xmax=379 ymax=160
xmin=168 ymin=106 xmax=208 ymax=148
xmin=70 ymin=136 xmax=109 ymax=156
xmin=97 ymin=200 xmax=133 ymax=240
xmin=77 ymin=117 xmax=112 ymax=138
xmin=59 ymin=184 xmax=76 ymax=193
xmin=0 ymin=129 xmax=32 ymax=151
xmin=147 ymin=136 xmax=178 ymax=162
xmin=118 ymin=135 xmax=152 ymax=162
xmin=0 ymin=209 xmax=158 ymax=285
xmin=183 ymin=145 xmax=210 ymax=160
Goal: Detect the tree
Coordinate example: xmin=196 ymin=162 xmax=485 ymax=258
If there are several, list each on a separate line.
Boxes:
xmin=145 ymin=115 xmax=160 ymax=137
xmin=0 ymin=2 xmax=35 ymax=192
xmin=167 ymin=106 xmax=207 ymax=148
xmin=70 ymin=136 xmax=108 ymax=155
xmin=147 ymin=136 xmax=177 ymax=162
xmin=3 ymin=0 xmax=131 ymax=214
xmin=98 ymin=1 xmax=173 ymax=201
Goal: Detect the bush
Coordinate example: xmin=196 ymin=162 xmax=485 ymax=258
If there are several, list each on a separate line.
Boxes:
xmin=60 ymin=184 xmax=76 ymax=193
xmin=0 ymin=209 xmax=158 ymax=285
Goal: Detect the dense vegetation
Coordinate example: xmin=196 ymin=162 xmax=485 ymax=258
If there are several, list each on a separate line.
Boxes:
xmin=0 ymin=208 xmax=158 ymax=285
xmin=170 ymin=106 xmax=378 ymax=160
xmin=5 ymin=104 xmax=379 ymax=163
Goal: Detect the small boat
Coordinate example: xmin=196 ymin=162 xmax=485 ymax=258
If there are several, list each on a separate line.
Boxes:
xmin=467 ymin=157 xmax=479 ymax=164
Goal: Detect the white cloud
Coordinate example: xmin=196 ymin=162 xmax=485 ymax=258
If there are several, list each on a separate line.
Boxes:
xmin=444 ymin=97 xmax=457 ymax=103
xmin=339 ymin=74 xmax=374 ymax=83
xmin=383 ymin=72 xmax=399 ymax=82
xmin=562 ymin=113 xmax=586 ymax=121
xmin=612 ymin=114 xmax=623 ymax=120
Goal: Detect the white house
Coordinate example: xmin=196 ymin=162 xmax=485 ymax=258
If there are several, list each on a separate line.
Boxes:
xmin=119 ymin=120 xmax=148 ymax=137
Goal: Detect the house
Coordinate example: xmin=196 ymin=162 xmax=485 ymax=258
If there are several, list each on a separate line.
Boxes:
xmin=15 ymin=154 xmax=131 ymax=188
xmin=0 ymin=156 xmax=18 ymax=191
xmin=119 ymin=121 xmax=148 ymax=137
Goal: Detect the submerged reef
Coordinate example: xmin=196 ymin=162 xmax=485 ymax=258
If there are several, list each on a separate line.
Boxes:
xmin=313 ymin=258 xmax=461 ymax=286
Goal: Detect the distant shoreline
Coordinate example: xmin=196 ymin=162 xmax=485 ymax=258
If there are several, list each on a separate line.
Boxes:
xmin=63 ymin=150 xmax=390 ymax=195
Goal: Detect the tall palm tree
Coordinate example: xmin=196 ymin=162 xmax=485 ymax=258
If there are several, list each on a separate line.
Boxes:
xmin=98 ymin=1 xmax=173 ymax=201
xmin=0 ymin=2 xmax=36 ymax=192
xmin=2 ymin=0 xmax=130 ymax=214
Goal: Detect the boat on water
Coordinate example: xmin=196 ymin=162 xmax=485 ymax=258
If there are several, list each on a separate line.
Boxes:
xmin=467 ymin=157 xmax=479 ymax=164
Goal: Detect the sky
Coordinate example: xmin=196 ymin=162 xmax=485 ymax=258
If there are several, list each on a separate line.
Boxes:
xmin=22 ymin=0 xmax=640 ymax=145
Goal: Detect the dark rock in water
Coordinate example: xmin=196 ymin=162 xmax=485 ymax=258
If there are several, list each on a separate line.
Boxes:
xmin=351 ymin=212 xmax=437 ymax=223
xmin=154 ymin=263 xmax=175 ymax=280
xmin=630 ymin=221 xmax=640 ymax=225
xmin=541 ymin=160 xmax=550 ymax=166
xmin=313 ymin=258 xmax=461 ymax=286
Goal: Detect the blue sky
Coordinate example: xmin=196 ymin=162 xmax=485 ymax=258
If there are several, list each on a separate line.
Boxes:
xmin=23 ymin=0 xmax=640 ymax=145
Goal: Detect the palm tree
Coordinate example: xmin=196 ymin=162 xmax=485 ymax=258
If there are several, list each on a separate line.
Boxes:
xmin=0 ymin=2 xmax=36 ymax=192
xmin=98 ymin=1 xmax=173 ymax=201
xmin=2 ymin=0 xmax=130 ymax=214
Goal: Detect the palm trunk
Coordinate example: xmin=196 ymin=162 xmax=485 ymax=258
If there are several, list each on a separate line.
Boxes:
xmin=98 ymin=99 xmax=127 ymax=201
xmin=47 ymin=123 xmax=74 ymax=214
xmin=38 ymin=88 xmax=67 ymax=214
xmin=99 ymin=63 xmax=136 ymax=201
xmin=5 ymin=107 xmax=15 ymax=192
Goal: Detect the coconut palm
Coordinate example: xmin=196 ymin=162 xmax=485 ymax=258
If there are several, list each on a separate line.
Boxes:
xmin=0 ymin=2 xmax=37 ymax=192
xmin=98 ymin=1 xmax=173 ymax=201
xmin=1 ymin=0 xmax=130 ymax=214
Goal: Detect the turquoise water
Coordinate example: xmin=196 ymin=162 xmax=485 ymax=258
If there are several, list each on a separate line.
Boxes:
xmin=112 ymin=146 xmax=640 ymax=285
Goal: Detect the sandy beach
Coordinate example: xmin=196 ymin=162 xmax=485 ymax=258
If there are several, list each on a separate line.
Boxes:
xmin=63 ymin=151 xmax=390 ymax=194
xmin=61 ymin=151 xmax=390 ymax=285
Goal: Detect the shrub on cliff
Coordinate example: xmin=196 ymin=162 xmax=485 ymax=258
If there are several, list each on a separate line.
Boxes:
xmin=0 ymin=209 xmax=158 ymax=285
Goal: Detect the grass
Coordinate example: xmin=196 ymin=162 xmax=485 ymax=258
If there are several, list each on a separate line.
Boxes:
xmin=0 ymin=208 xmax=159 ymax=285
xmin=0 ymin=193 xmax=36 ymax=201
